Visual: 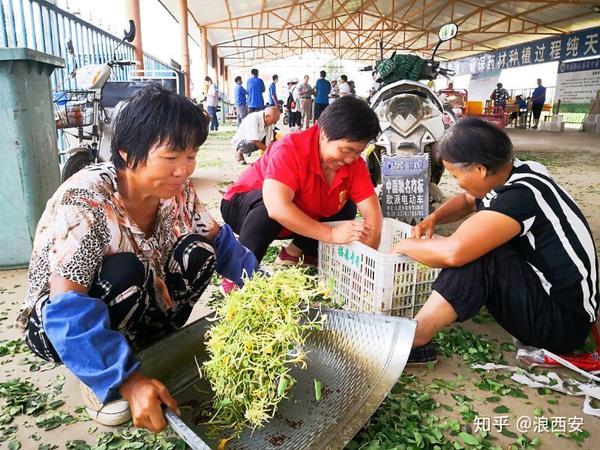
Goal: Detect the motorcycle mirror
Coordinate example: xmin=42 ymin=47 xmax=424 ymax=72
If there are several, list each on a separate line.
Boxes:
xmin=123 ymin=19 xmax=136 ymax=42
xmin=438 ymin=23 xmax=458 ymax=42
xmin=66 ymin=39 xmax=74 ymax=55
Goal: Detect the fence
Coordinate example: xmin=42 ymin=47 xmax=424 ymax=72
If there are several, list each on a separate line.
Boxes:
xmin=0 ymin=0 xmax=178 ymax=90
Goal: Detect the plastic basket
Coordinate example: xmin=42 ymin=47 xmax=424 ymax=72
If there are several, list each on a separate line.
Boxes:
xmin=53 ymin=90 xmax=95 ymax=129
xmin=318 ymin=218 xmax=441 ymax=318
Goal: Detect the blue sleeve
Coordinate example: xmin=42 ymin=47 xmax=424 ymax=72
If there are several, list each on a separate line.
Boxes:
xmin=261 ymin=80 xmax=265 ymax=92
xmin=213 ymin=224 xmax=259 ymax=286
xmin=42 ymin=291 xmax=140 ymax=403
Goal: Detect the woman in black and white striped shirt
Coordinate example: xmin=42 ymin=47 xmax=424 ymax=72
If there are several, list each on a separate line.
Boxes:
xmin=393 ymin=117 xmax=599 ymax=364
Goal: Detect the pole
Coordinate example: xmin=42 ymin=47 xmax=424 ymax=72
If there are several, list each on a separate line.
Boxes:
xmin=177 ymin=0 xmax=191 ymax=96
xmin=124 ymin=0 xmax=144 ymax=71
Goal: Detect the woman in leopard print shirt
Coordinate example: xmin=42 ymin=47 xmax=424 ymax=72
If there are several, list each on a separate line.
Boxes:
xmin=17 ymin=84 xmax=259 ymax=432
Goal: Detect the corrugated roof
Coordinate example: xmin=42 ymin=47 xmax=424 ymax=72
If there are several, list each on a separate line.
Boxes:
xmin=162 ymin=0 xmax=600 ymax=67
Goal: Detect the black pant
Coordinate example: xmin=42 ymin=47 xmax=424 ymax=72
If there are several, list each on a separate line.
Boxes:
xmin=248 ymin=106 xmax=264 ymax=113
xmin=433 ymin=244 xmax=591 ymax=353
xmin=313 ymin=103 xmax=328 ymax=120
xmin=532 ymin=103 xmax=543 ymax=120
xmin=25 ymin=234 xmax=215 ymax=362
xmin=220 ymin=189 xmax=357 ymax=262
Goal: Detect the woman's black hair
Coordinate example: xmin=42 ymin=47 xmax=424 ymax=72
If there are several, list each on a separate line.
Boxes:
xmin=111 ymin=83 xmax=210 ymax=170
xmin=437 ymin=117 xmax=514 ymax=172
xmin=234 ymin=75 xmax=242 ymax=83
xmin=318 ymin=96 xmax=380 ymax=142
xmin=204 ymin=76 xmax=212 ymax=82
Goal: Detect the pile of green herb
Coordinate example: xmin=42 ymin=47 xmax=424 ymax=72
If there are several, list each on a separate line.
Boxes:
xmin=202 ymin=269 xmax=327 ymax=436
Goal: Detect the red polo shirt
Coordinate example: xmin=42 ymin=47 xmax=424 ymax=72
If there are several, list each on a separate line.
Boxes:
xmin=224 ymin=125 xmax=374 ymax=220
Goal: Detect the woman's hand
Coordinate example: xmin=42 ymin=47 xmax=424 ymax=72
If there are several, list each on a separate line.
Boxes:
xmin=119 ymin=372 xmax=180 ymax=433
xmin=329 ymin=220 xmax=373 ymax=244
xmin=411 ymin=215 xmax=438 ymax=239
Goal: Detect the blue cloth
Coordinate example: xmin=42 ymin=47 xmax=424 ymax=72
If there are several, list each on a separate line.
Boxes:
xmin=315 ymin=78 xmax=331 ymax=105
xmin=269 ymin=82 xmax=277 ymax=105
xmin=518 ymin=98 xmax=527 ymax=109
xmin=234 ymin=84 xmax=247 ymax=106
xmin=247 ymin=76 xmax=265 ymax=109
xmin=42 ymin=291 xmax=140 ymax=403
xmin=213 ymin=224 xmax=259 ymax=286
xmin=532 ymin=86 xmax=546 ymax=105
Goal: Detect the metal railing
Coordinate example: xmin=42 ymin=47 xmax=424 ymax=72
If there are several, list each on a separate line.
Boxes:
xmin=0 ymin=0 xmax=178 ymax=90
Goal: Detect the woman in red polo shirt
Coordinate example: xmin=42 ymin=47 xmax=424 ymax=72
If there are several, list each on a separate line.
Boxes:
xmin=221 ymin=96 xmax=383 ymax=290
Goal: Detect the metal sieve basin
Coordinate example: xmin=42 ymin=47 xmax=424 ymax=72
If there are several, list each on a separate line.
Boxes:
xmin=138 ymin=308 xmax=416 ymax=449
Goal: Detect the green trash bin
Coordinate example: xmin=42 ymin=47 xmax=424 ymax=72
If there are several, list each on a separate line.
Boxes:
xmin=0 ymin=48 xmax=65 ymax=268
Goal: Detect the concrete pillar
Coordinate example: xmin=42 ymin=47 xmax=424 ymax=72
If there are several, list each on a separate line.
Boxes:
xmin=201 ymin=26 xmax=209 ymax=85
xmin=211 ymin=46 xmax=218 ymax=83
xmin=177 ymin=0 xmax=190 ymax=97
xmin=124 ymin=0 xmax=144 ymax=71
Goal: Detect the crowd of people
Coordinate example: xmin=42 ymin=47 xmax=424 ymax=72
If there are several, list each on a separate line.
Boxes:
xmin=230 ymin=68 xmax=357 ymax=132
xmin=490 ymin=78 xmax=546 ymax=129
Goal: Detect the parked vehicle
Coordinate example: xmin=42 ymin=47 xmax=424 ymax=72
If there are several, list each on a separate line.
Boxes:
xmin=53 ymin=20 xmax=138 ymax=181
xmin=363 ymin=23 xmax=458 ymax=202
xmin=439 ymin=87 xmax=469 ymax=119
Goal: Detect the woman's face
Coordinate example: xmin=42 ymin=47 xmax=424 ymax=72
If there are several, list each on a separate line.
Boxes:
xmin=123 ymin=144 xmax=198 ymax=199
xmin=318 ymin=130 xmax=366 ymax=171
xmin=443 ymin=160 xmax=492 ymax=199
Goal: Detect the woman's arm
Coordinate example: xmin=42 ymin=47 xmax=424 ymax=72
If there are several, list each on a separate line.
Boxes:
xmin=412 ymin=192 xmax=476 ymax=239
xmin=393 ymin=210 xmax=521 ymax=268
xmin=263 ymin=179 xmax=371 ymax=244
xmin=47 ymin=276 xmax=178 ymax=432
xmin=356 ymin=194 xmax=383 ymax=249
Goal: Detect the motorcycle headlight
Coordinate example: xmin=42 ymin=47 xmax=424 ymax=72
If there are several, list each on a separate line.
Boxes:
xmin=387 ymin=95 xmax=424 ymax=122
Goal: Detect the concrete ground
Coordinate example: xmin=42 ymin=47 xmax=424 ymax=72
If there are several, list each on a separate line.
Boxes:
xmin=1 ymin=124 xmax=599 ymax=449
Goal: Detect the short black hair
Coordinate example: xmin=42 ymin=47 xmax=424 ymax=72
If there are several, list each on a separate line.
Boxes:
xmin=272 ymin=74 xmax=278 ymax=81
xmin=111 ymin=84 xmax=210 ymax=170
xmin=234 ymin=75 xmax=242 ymax=83
xmin=437 ymin=117 xmax=514 ymax=173
xmin=251 ymin=68 xmax=258 ymax=76
xmin=318 ymin=96 xmax=380 ymax=142
xmin=320 ymin=70 xmax=326 ymax=78
xmin=205 ymin=76 xmax=212 ymax=82
xmin=341 ymin=74 xmax=348 ymax=82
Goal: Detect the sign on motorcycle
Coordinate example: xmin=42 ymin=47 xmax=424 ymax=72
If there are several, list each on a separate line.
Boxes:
xmin=381 ymin=154 xmax=429 ymax=224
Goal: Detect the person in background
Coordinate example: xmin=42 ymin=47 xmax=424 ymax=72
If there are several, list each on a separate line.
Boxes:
xmin=392 ymin=117 xmax=598 ymax=365
xmin=329 ymin=79 xmax=339 ymax=104
xmin=298 ymin=75 xmax=314 ymax=129
xmin=289 ymin=78 xmax=301 ymax=129
xmin=231 ymin=106 xmax=281 ymax=165
xmin=220 ymin=96 xmax=384 ymax=294
xmin=338 ymin=75 xmax=351 ymax=97
xmin=18 ymin=85 xmax=260 ymax=432
xmin=233 ymin=76 xmax=248 ymax=127
xmin=285 ymin=79 xmax=299 ymax=129
xmin=314 ymin=70 xmax=331 ymax=122
xmin=531 ymin=78 xmax=546 ymax=130
xmin=507 ymin=94 xmax=527 ymax=127
xmin=348 ymin=80 xmax=356 ymax=96
xmin=269 ymin=74 xmax=279 ymax=106
xmin=204 ymin=76 xmax=219 ymax=132
xmin=247 ymin=68 xmax=265 ymax=113
xmin=490 ymin=82 xmax=509 ymax=109
xmin=368 ymin=71 xmax=381 ymax=103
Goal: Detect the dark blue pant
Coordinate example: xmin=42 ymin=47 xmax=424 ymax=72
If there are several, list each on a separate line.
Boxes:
xmin=25 ymin=234 xmax=215 ymax=361
xmin=207 ymin=106 xmax=219 ymax=130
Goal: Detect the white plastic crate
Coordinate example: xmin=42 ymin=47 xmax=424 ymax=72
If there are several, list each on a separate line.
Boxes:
xmin=318 ymin=218 xmax=441 ymax=318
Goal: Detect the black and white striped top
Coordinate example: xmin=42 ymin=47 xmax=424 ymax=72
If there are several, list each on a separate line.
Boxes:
xmin=479 ymin=159 xmax=599 ymax=322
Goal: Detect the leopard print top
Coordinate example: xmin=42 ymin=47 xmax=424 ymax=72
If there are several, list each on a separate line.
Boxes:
xmin=17 ymin=163 xmax=215 ymax=331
